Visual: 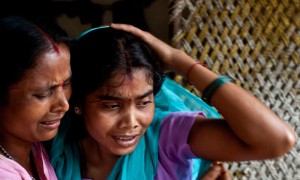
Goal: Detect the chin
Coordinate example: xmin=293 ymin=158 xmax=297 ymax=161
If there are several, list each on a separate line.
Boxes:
xmin=39 ymin=131 xmax=58 ymax=141
xmin=114 ymin=145 xmax=137 ymax=156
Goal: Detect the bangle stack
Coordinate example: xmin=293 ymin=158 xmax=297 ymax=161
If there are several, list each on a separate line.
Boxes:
xmin=202 ymin=76 xmax=233 ymax=105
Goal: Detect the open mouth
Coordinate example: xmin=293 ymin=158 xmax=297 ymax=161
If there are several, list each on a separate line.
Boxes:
xmin=39 ymin=120 xmax=61 ymax=130
xmin=113 ymin=135 xmax=138 ymax=147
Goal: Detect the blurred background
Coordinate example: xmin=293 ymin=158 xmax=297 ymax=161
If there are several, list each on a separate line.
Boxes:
xmin=0 ymin=0 xmax=170 ymax=42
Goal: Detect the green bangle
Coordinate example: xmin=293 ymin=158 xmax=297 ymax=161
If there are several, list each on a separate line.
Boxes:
xmin=202 ymin=76 xmax=232 ymax=105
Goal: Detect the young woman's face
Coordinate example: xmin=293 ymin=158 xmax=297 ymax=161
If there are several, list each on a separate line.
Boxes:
xmin=0 ymin=44 xmax=71 ymax=144
xmin=83 ymin=69 xmax=155 ymax=156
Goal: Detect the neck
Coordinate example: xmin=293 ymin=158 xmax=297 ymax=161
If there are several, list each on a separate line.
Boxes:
xmin=0 ymin=135 xmax=36 ymax=178
xmin=0 ymin=138 xmax=32 ymax=163
xmin=80 ymin=137 xmax=120 ymax=180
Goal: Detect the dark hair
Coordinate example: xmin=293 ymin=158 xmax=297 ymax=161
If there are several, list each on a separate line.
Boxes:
xmin=68 ymin=27 xmax=165 ymax=139
xmin=71 ymin=27 xmax=164 ymax=107
xmin=0 ymin=15 xmax=70 ymax=104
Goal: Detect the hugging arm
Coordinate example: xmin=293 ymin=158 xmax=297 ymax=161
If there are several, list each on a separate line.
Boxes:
xmin=110 ymin=23 xmax=296 ymax=162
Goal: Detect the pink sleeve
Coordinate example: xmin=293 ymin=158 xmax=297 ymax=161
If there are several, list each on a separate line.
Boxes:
xmin=0 ymin=154 xmax=32 ymax=179
xmin=0 ymin=143 xmax=58 ymax=180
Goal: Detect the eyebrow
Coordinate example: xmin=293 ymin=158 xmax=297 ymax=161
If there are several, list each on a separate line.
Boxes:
xmin=98 ymin=89 xmax=154 ymax=101
xmin=38 ymin=76 xmax=72 ymax=92
xmin=52 ymin=77 xmax=71 ymax=89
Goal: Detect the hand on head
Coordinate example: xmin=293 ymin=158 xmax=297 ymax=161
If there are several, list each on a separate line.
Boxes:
xmin=110 ymin=23 xmax=177 ymax=72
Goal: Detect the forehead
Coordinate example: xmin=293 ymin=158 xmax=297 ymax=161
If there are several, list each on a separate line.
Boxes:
xmin=13 ymin=45 xmax=71 ymax=89
xmin=97 ymin=69 xmax=153 ymax=95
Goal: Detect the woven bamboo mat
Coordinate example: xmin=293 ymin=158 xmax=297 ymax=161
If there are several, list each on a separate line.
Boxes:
xmin=169 ymin=0 xmax=300 ymax=179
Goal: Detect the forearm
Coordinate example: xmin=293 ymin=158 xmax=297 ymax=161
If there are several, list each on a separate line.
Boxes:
xmin=171 ymin=50 xmax=296 ymax=157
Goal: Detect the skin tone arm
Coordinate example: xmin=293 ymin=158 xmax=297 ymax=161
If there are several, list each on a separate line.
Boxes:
xmin=110 ymin=24 xmax=296 ymax=162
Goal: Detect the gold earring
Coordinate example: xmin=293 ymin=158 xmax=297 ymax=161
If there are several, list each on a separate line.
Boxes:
xmin=74 ymin=107 xmax=81 ymax=114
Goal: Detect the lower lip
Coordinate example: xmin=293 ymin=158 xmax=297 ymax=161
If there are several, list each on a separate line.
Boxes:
xmin=39 ymin=120 xmax=61 ymax=130
xmin=113 ymin=136 xmax=138 ymax=148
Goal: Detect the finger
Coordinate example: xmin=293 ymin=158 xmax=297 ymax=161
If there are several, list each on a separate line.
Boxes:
xmin=111 ymin=23 xmax=168 ymax=46
xmin=110 ymin=23 xmax=136 ymax=33
xmin=219 ymin=171 xmax=232 ymax=180
xmin=214 ymin=162 xmax=232 ymax=180
xmin=200 ymin=164 xmax=222 ymax=180
xmin=110 ymin=23 xmax=150 ymax=40
xmin=213 ymin=161 xmax=222 ymax=165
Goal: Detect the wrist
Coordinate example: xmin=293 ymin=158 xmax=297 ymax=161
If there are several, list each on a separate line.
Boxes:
xmin=170 ymin=50 xmax=196 ymax=75
xmin=186 ymin=62 xmax=208 ymax=81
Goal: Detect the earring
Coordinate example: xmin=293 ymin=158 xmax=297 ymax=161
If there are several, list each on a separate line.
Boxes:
xmin=74 ymin=107 xmax=81 ymax=114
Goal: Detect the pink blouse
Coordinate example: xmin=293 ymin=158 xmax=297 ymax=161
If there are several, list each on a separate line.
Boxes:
xmin=0 ymin=142 xmax=57 ymax=180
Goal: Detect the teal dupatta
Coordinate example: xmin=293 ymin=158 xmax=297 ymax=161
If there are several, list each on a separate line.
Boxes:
xmin=50 ymin=77 xmax=221 ymax=179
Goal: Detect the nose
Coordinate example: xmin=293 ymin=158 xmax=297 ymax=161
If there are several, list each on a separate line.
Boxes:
xmin=51 ymin=88 xmax=70 ymax=113
xmin=118 ymin=108 xmax=139 ymax=129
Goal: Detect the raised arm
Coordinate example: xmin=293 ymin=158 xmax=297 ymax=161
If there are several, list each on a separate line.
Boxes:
xmin=110 ymin=23 xmax=296 ymax=162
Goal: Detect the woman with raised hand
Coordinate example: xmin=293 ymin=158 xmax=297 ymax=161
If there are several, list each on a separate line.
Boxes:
xmin=51 ymin=25 xmax=295 ymax=180
xmin=0 ymin=15 xmax=71 ymax=179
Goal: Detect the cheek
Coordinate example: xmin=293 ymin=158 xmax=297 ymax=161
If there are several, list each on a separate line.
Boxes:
xmin=10 ymin=98 xmax=46 ymax=118
xmin=145 ymin=117 xmax=153 ymax=127
xmin=84 ymin=118 xmax=104 ymax=138
xmin=142 ymin=108 xmax=155 ymax=126
xmin=83 ymin=110 xmax=113 ymax=133
xmin=65 ymin=87 xmax=72 ymax=100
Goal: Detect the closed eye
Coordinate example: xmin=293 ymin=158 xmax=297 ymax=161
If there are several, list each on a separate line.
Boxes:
xmin=34 ymin=91 xmax=52 ymax=100
xmin=137 ymin=101 xmax=152 ymax=107
xmin=62 ymin=80 xmax=71 ymax=89
xmin=103 ymin=104 xmax=120 ymax=110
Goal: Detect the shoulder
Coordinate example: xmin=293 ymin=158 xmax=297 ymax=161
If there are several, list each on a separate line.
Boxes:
xmin=161 ymin=111 xmax=206 ymax=127
xmin=159 ymin=111 xmax=205 ymax=151
xmin=156 ymin=111 xmax=209 ymax=179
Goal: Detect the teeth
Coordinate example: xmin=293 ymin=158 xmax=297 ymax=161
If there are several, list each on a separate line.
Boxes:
xmin=117 ymin=137 xmax=134 ymax=141
xmin=42 ymin=121 xmax=55 ymax=124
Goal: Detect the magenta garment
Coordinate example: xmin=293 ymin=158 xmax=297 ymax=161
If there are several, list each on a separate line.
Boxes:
xmin=156 ymin=111 xmax=207 ymax=179
xmin=0 ymin=142 xmax=57 ymax=180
